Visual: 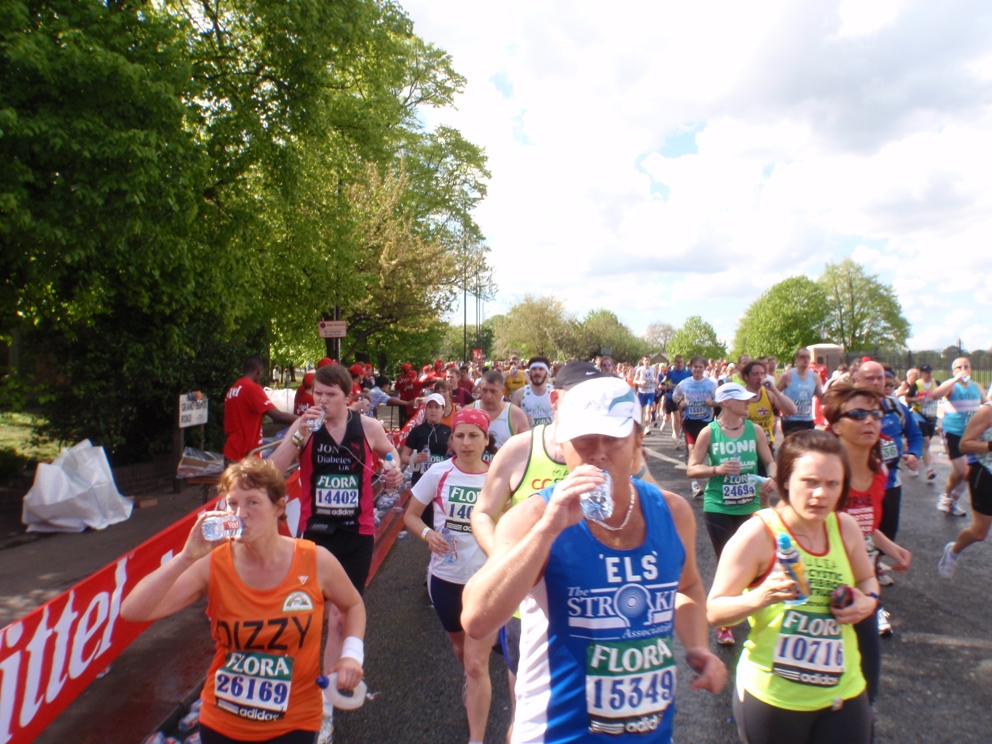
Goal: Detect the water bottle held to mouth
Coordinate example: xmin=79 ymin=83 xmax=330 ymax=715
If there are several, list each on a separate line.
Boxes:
xmin=580 ymin=469 xmax=614 ymax=521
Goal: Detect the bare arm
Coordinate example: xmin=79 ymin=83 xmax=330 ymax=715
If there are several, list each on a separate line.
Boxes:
xmin=685 ymin=426 xmax=718 ymax=479
xmin=361 ymin=416 xmax=402 ymax=488
xmin=960 ymin=405 xmax=992 ymax=454
xmin=404 ymin=484 xmax=452 ymax=556
xmin=775 ymin=370 xmax=791 ymax=392
xmin=706 ymin=518 xmax=784 ymax=628
xmin=767 ymin=384 xmax=798 ymax=416
xmin=470 ymin=433 xmax=530 ymax=555
xmin=266 ymin=408 xmax=299 ymax=426
xmin=754 ymin=433 xmax=777 ymax=507
xmin=667 ymin=491 xmax=727 ymax=693
xmin=832 ymin=513 xmax=879 ymax=625
xmin=121 ymin=514 xmax=215 ymax=622
xmin=267 ymin=406 xmax=323 ymax=474
xmin=510 ymin=404 xmax=531 ymax=435
xmin=462 ymin=465 xmax=603 ymax=639
xmin=510 ymin=387 xmax=525 ymax=409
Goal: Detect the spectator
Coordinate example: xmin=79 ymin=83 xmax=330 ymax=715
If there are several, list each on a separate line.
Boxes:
xmin=222 ymin=356 xmax=296 ymax=463
xmin=294 ymin=371 xmax=316 ymax=416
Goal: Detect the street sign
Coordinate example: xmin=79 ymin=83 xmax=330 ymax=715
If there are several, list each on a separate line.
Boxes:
xmin=318 ymin=320 xmax=348 ymax=338
xmin=179 ymin=392 xmax=208 ymax=428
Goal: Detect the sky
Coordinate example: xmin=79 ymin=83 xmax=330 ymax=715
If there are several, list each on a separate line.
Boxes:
xmin=402 ymin=0 xmax=992 ymax=353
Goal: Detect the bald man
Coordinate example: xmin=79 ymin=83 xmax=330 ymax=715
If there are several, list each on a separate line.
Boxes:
xmin=855 ymin=361 xmax=922 ymax=586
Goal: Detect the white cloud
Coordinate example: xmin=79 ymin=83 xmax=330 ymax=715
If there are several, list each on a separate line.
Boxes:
xmin=406 ymin=0 xmax=992 ymax=354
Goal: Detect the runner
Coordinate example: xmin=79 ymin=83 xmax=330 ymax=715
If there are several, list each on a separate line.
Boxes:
xmin=853 ymin=361 xmax=921 ymax=596
xmin=462 ymin=376 xmax=726 ymax=744
xmin=473 ymin=369 xmax=530 ymax=450
xmin=938 ymin=399 xmax=992 ymax=578
xmin=404 ymin=408 xmax=498 ymax=744
xmin=447 ymin=365 xmax=475 ymax=407
xmin=928 ymin=357 xmax=987 ymax=516
xmin=503 ymin=355 xmax=527 ymax=400
xmin=904 ymin=364 xmax=940 ymax=481
xmin=662 ymin=355 xmax=692 ymax=444
xmin=823 ymin=382 xmax=913 ymax=710
xmin=401 ymin=393 xmax=452 ymax=533
xmin=742 ymin=359 xmax=797 ymax=461
xmin=777 ymin=348 xmax=824 ymax=438
xmin=686 ymin=382 xmax=777 ymax=646
xmin=633 ymin=355 xmax=659 ymax=433
xmin=511 ymin=356 xmax=555 ymax=428
xmin=121 ymin=458 xmax=366 ymax=744
xmin=672 ymin=355 xmax=718 ymax=498
xmin=706 ymin=431 xmax=878 ymax=744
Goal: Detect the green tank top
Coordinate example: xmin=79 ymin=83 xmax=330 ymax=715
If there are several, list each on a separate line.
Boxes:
xmin=738 ymin=509 xmax=865 ymax=711
xmin=510 ymin=424 xmax=568 ymax=507
xmin=702 ymin=420 xmax=762 ymax=515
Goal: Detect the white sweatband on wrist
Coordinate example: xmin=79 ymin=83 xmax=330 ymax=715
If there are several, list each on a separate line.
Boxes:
xmin=421 ymin=526 xmax=431 ymax=540
xmin=341 ymin=636 xmax=364 ymax=665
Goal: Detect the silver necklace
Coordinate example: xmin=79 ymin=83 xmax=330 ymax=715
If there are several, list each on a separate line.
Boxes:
xmin=718 ymin=416 xmax=744 ymax=430
xmin=590 ymin=483 xmax=637 ymax=532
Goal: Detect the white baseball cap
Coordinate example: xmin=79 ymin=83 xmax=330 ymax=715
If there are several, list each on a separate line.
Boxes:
xmin=714 ymin=383 xmax=755 ymax=403
xmin=423 ymin=393 xmax=445 ymax=407
xmin=555 ymin=377 xmax=642 ymax=443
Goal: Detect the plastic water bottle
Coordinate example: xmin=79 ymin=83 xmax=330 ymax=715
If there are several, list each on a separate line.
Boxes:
xmin=776 ymin=533 xmax=810 ymax=606
xmin=749 ymin=474 xmax=767 ymax=492
xmin=201 ymin=514 xmax=243 ymax=541
xmin=417 ymin=445 xmax=431 ymax=474
xmin=962 ymin=374 xmax=971 ymax=384
xmin=306 ymin=407 xmax=326 ymax=432
xmin=580 ymin=470 xmax=614 ymax=521
xmin=440 ymin=525 xmax=458 ymax=564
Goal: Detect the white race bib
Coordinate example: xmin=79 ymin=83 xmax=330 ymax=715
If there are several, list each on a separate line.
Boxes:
xmin=772 ymin=609 xmax=845 ymax=687
xmin=315 ymin=473 xmax=360 ymax=514
xmin=880 ymin=438 xmax=898 ymax=463
xmin=586 ymin=637 xmax=677 ymax=735
xmin=215 ymin=651 xmax=293 ymax=719
xmin=721 ymin=475 xmax=756 ymax=506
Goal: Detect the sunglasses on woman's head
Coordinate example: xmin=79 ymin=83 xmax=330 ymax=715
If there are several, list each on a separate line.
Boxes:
xmin=839 ymin=408 xmax=883 ymax=421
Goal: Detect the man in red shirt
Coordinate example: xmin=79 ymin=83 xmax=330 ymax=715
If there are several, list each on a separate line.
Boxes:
xmin=395 ymin=362 xmax=423 ymax=425
xmin=447 ymin=365 xmax=474 ymax=406
xmin=223 ymin=356 xmax=296 ymax=462
xmin=293 ymin=371 xmax=315 ymax=416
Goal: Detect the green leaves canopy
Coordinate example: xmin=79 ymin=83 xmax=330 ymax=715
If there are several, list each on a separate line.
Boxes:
xmin=667 ymin=316 xmax=727 ymax=360
xmin=818 ymin=259 xmax=910 ymax=351
xmin=733 ymin=276 xmax=829 ymax=360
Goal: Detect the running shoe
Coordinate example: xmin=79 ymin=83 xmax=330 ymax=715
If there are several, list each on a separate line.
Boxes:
xmin=317 ymin=714 xmax=334 ymax=744
xmin=910 ymin=469 xmax=919 ymax=478
xmin=877 ymin=570 xmax=894 ymax=587
xmin=927 ymin=468 xmax=937 ymax=481
xmin=716 ymin=627 xmax=735 ymax=646
xmin=938 ymin=542 xmax=959 ymax=579
xmin=691 ymin=481 xmax=703 ymax=499
xmin=877 ymin=608 xmax=892 ymax=637
xmin=951 ymin=500 xmax=967 ymax=517
xmin=937 ymin=494 xmax=952 ymax=514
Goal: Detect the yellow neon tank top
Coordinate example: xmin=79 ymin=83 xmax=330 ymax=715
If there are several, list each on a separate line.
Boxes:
xmin=737 ymin=509 xmax=865 ymax=711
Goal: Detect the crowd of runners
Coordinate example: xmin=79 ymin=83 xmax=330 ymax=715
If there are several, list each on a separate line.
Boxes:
xmin=130 ymin=348 xmax=990 ymax=744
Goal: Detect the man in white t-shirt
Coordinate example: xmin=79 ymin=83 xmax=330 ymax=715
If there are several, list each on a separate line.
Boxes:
xmin=633 ymin=355 xmax=659 ymax=433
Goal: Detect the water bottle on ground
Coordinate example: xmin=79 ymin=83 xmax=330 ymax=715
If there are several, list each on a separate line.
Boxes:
xmin=775 ymin=533 xmax=810 ymax=605
xmin=579 ymin=469 xmax=614 ymax=521
xmin=201 ymin=514 xmax=243 ymax=541
xmin=440 ymin=525 xmax=458 ymax=564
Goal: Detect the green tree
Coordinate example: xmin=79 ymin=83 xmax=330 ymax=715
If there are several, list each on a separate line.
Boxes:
xmin=577 ymin=310 xmax=650 ymax=362
xmin=492 ymin=295 xmax=577 ymax=359
xmin=818 ymin=260 xmax=910 ymax=351
xmin=668 ymin=316 xmax=727 ymax=360
xmin=733 ymin=277 xmax=829 ymax=360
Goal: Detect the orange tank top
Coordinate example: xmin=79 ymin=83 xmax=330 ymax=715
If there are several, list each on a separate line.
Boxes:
xmin=200 ymin=539 xmax=324 ymax=740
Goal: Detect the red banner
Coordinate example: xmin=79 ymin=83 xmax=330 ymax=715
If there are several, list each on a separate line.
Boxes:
xmin=0 ymin=495 xmax=222 ymax=744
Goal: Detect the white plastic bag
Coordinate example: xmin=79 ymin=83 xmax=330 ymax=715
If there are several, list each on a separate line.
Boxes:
xmin=265 ymin=387 xmax=295 ymax=414
xmin=22 ymin=440 xmax=133 ymax=532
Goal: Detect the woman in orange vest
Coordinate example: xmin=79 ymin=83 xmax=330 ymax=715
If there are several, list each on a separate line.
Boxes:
xmin=122 ymin=458 xmax=365 ymax=744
